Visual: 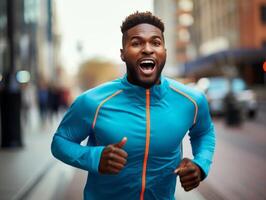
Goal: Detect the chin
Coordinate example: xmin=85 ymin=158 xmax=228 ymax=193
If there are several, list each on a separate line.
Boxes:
xmin=139 ymin=77 xmax=159 ymax=88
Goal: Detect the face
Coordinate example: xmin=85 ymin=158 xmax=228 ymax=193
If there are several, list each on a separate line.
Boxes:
xmin=120 ymin=23 xmax=166 ymax=88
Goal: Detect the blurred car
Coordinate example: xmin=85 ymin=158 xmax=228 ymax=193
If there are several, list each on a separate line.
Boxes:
xmin=196 ymin=77 xmax=258 ymax=119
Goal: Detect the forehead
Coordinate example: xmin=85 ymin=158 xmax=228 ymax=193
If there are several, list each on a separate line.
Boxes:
xmin=125 ymin=23 xmax=163 ymax=40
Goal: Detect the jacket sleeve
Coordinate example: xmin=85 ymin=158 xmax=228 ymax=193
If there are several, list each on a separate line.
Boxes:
xmin=188 ymin=92 xmax=216 ymax=179
xmin=51 ymin=94 xmax=105 ymax=174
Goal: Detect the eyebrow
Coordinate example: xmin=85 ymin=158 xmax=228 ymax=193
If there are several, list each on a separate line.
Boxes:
xmin=130 ymin=35 xmax=163 ymax=41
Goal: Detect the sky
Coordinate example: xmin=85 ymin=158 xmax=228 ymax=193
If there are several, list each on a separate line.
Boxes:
xmin=56 ymin=0 xmax=154 ymax=74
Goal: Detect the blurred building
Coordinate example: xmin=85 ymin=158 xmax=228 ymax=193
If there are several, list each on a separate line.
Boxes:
xmin=183 ymin=0 xmax=266 ymax=85
xmin=154 ymin=0 xmax=180 ymax=77
xmin=175 ymin=0 xmax=194 ymax=62
xmin=239 ymin=0 xmax=266 ymax=48
xmin=192 ymin=0 xmax=238 ymax=55
xmin=0 ymin=0 xmax=59 ymax=83
xmin=154 ymin=0 xmax=197 ymax=78
xmin=191 ymin=0 xmax=266 ymax=55
xmin=0 ymin=0 xmax=60 ymax=147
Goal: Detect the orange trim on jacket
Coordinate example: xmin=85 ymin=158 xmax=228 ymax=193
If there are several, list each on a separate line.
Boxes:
xmin=170 ymin=86 xmax=198 ymax=124
xmin=140 ymin=89 xmax=151 ymax=200
xmin=92 ymin=90 xmax=123 ymax=129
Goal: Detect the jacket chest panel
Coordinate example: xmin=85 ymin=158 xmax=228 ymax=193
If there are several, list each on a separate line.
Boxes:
xmin=148 ymin=104 xmax=193 ymax=157
xmin=94 ymin=104 xmax=147 ymax=154
xmin=93 ymin=100 xmax=194 ymax=157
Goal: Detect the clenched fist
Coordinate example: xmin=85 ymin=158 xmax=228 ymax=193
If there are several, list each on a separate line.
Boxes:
xmin=99 ymin=137 xmax=128 ymax=174
xmin=174 ymin=158 xmax=203 ymax=192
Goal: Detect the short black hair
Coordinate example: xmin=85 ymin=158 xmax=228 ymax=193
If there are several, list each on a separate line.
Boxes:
xmin=121 ymin=11 xmax=165 ymax=46
xmin=121 ymin=11 xmax=164 ymax=34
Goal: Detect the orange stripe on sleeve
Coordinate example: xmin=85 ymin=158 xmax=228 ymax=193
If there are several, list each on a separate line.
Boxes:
xmin=170 ymin=86 xmax=198 ymax=124
xmin=92 ymin=90 xmax=123 ymax=129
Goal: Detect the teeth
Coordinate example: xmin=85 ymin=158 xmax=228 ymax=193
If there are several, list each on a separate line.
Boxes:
xmin=140 ymin=60 xmax=154 ymax=64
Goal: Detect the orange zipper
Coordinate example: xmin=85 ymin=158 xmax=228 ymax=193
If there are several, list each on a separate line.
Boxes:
xmin=140 ymin=89 xmax=151 ymax=200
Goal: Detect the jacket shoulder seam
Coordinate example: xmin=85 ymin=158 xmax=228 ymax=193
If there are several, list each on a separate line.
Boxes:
xmin=92 ymin=89 xmax=123 ymax=129
xmin=169 ymin=85 xmax=198 ymax=124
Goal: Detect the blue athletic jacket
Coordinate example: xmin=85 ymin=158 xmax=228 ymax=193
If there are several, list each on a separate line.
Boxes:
xmin=51 ymin=75 xmax=216 ymax=200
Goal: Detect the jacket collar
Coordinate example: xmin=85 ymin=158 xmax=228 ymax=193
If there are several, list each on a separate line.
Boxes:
xmin=121 ymin=74 xmax=169 ymax=104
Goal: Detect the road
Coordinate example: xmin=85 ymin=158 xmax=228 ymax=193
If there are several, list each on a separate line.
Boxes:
xmin=198 ymin=118 xmax=266 ymax=200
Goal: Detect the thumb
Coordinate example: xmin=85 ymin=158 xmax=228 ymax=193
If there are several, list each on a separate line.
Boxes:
xmin=174 ymin=158 xmax=190 ymax=174
xmin=113 ymin=137 xmax=127 ymax=148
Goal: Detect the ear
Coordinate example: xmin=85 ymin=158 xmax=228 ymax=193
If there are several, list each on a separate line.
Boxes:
xmin=120 ymin=49 xmax=125 ymax=61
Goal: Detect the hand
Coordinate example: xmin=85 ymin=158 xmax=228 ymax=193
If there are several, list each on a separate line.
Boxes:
xmin=174 ymin=158 xmax=202 ymax=191
xmin=99 ymin=137 xmax=128 ymax=174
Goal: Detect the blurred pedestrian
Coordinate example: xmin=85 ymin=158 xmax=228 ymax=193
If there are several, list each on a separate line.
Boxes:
xmin=58 ymin=86 xmax=70 ymax=111
xmin=51 ymin=11 xmax=216 ymax=200
xmin=37 ymin=79 xmax=49 ymax=123
xmin=48 ymin=84 xmax=60 ymax=119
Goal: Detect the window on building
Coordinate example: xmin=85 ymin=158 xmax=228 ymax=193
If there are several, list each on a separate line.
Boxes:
xmin=261 ymin=5 xmax=266 ymax=24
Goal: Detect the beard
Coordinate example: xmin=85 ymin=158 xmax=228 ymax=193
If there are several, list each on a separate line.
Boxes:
xmin=125 ymin=60 xmax=165 ymax=88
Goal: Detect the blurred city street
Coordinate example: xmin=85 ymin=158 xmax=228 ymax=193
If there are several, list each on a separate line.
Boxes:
xmin=0 ymin=0 xmax=266 ymax=199
xmin=198 ymin=118 xmax=266 ymax=200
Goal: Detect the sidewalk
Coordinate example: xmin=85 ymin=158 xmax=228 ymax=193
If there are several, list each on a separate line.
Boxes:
xmin=0 ymin=108 xmax=58 ymax=200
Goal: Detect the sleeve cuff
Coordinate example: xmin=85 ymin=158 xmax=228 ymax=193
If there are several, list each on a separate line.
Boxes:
xmin=192 ymin=157 xmax=212 ymax=180
xmin=87 ymin=146 xmax=105 ymax=174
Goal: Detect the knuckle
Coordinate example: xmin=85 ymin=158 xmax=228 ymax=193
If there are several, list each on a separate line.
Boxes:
xmin=107 ymin=160 xmax=112 ymax=165
xmin=117 ymin=165 xmax=123 ymax=170
xmin=122 ymin=159 xmax=127 ymax=165
xmin=190 ymin=166 xmax=196 ymax=172
xmin=108 ymin=146 xmax=115 ymax=152
xmin=113 ymin=147 xmax=118 ymax=153
xmin=193 ymin=172 xmax=198 ymax=178
xmin=111 ymin=146 xmax=116 ymax=152
xmin=106 ymin=145 xmax=112 ymax=150
xmin=109 ymin=153 xmax=114 ymax=159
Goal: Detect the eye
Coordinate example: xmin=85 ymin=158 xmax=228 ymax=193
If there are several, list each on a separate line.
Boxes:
xmin=132 ymin=41 xmax=141 ymax=47
xmin=152 ymin=40 xmax=161 ymax=47
xmin=132 ymin=42 xmax=139 ymax=46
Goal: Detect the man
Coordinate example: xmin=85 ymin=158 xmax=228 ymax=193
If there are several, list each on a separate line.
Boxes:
xmin=51 ymin=11 xmax=216 ymax=200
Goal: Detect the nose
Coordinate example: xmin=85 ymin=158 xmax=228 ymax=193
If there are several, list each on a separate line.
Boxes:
xmin=142 ymin=43 xmax=154 ymax=55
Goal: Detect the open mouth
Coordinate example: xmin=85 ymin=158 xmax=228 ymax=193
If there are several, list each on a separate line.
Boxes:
xmin=139 ymin=59 xmax=156 ymax=75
